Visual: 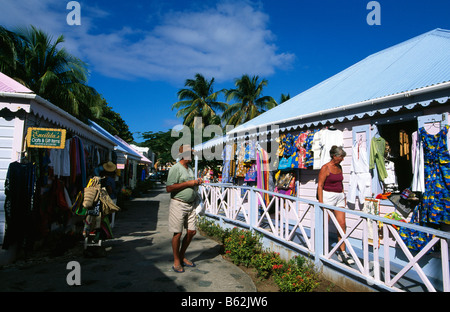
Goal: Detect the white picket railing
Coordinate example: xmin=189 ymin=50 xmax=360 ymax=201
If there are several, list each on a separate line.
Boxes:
xmin=199 ymin=183 xmax=450 ymax=292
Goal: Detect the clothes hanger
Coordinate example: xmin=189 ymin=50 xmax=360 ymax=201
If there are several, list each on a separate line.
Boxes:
xmin=371 ymin=126 xmax=380 ymax=138
xmin=425 ymin=119 xmax=440 ymax=131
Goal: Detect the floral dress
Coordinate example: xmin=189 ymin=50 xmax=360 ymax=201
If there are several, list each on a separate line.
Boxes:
xmin=418 ymin=125 xmax=450 ymax=225
xmin=293 ymin=131 xmax=309 ymax=169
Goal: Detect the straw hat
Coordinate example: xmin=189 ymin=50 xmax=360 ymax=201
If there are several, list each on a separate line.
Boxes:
xmin=103 ymin=161 xmax=116 ymax=173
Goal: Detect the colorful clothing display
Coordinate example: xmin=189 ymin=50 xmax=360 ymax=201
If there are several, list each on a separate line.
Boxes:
xmin=2 ymin=162 xmax=36 ymax=250
xmin=417 ymin=125 xmax=450 ymax=225
xmin=293 ymin=131 xmax=308 ymax=169
xmin=257 ymin=147 xmax=270 ymax=205
xmin=276 ymin=134 xmax=286 ymax=157
xmin=70 ymin=136 xmax=87 ymax=188
xmin=221 ymin=144 xmax=235 ymax=183
xmin=235 ymin=143 xmax=248 ymax=178
xmin=304 ymin=129 xmax=319 ymax=168
xmin=244 ymin=139 xmax=257 ymax=163
xmin=283 ymin=133 xmax=297 ymax=158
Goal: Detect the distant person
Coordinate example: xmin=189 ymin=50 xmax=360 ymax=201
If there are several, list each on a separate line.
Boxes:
xmin=102 ymin=161 xmax=118 ymax=203
xmin=102 ymin=161 xmax=118 ymax=227
xmin=317 ymin=145 xmax=355 ymax=265
xmin=166 ymin=144 xmax=203 ymax=273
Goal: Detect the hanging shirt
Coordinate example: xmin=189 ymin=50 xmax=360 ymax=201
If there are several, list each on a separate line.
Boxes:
xmin=221 ymin=144 xmax=234 ymax=183
xmin=244 ymin=139 xmax=257 ymax=163
xmin=61 ymin=138 xmax=71 ymax=177
xmin=384 ymin=160 xmax=398 ymax=186
xmin=312 ymin=130 xmax=323 ymax=170
xmin=235 ymin=142 xmax=247 ymax=178
xmin=348 ymin=140 xmax=372 ymax=204
xmin=411 ymin=131 xmax=425 ymax=192
xmin=294 ymin=131 xmax=309 ymax=169
xmin=276 ymin=134 xmax=286 ymax=157
xmin=49 ymin=149 xmax=62 ymax=177
xmin=369 ymin=136 xmax=388 ymax=182
xmin=319 ymin=128 xmax=344 ymax=167
xmin=411 ymin=131 xmax=418 ymax=172
xmin=304 ymin=129 xmax=319 ymax=168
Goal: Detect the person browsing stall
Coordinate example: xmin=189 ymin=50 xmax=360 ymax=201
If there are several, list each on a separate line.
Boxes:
xmin=317 ymin=145 xmax=355 ymax=265
xmin=102 ymin=161 xmax=118 ymax=203
xmin=166 ymin=144 xmax=203 ymax=273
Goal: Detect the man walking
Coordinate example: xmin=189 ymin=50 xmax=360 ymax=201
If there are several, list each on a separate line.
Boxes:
xmin=166 ymin=144 xmax=203 ymax=273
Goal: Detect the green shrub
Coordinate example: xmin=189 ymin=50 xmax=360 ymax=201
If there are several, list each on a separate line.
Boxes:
xmin=197 ymin=218 xmax=321 ymax=292
xmin=251 ymin=251 xmax=284 ymax=279
xmin=223 ymin=227 xmax=262 ymax=267
xmin=273 ymin=256 xmax=320 ymax=292
xmin=198 ymin=217 xmax=226 ymax=241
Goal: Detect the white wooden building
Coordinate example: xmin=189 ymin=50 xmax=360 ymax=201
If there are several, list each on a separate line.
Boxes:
xmin=0 ymin=71 xmax=116 ymax=263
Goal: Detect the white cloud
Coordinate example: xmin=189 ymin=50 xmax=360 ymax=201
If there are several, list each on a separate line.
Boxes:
xmin=0 ymin=0 xmax=295 ymax=84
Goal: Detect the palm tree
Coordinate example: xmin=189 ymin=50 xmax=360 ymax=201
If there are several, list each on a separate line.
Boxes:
xmin=222 ymin=74 xmax=276 ymax=127
xmin=1 ymin=25 xmax=99 ymax=118
xmin=280 ymin=93 xmax=291 ymax=103
xmin=19 ymin=26 xmax=95 ymax=117
xmin=172 ymin=73 xmax=228 ymax=129
xmin=0 ymin=26 xmax=20 ymax=77
xmin=1 ymin=25 xmax=133 ymax=140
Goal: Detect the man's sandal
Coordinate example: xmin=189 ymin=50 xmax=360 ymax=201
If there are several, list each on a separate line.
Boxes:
xmin=172 ymin=265 xmax=185 ymax=273
xmin=182 ymin=260 xmax=196 ymax=267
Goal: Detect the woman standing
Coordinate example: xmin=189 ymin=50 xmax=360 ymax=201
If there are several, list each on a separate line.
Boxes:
xmin=317 ymin=145 xmax=355 ymax=265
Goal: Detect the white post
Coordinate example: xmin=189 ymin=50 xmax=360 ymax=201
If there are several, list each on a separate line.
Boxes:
xmin=314 ymin=204 xmax=324 ymax=269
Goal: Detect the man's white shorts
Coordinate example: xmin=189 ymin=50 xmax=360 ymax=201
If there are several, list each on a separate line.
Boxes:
xmin=168 ymin=199 xmax=197 ymax=233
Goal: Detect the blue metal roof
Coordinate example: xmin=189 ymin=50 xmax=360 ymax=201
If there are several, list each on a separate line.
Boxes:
xmin=230 ymin=28 xmax=450 ymax=135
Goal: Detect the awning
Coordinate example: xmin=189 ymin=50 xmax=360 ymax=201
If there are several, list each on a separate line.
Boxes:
xmin=114 ymin=135 xmax=152 ymax=165
xmin=88 ymin=120 xmax=141 ymax=162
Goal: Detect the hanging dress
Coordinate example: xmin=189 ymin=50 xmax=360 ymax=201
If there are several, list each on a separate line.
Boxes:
xmin=418 ymin=125 xmax=450 ymax=225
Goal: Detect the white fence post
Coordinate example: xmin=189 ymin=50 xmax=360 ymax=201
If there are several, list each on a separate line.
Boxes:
xmin=249 ymin=188 xmax=257 ymax=231
xmin=314 ymin=203 xmax=323 ymax=269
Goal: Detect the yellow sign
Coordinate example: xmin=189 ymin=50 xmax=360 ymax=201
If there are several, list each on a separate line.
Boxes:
xmin=27 ymin=127 xmax=66 ymax=149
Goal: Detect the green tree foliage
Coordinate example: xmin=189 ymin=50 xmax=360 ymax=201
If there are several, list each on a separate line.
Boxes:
xmin=172 ymin=73 xmax=228 ymax=129
xmin=140 ymin=129 xmax=179 ymax=166
xmin=0 ymin=25 xmax=133 ymax=141
xmin=92 ymin=100 xmax=134 ymax=143
xmin=222 ymin=74 xmax=277 ymax=127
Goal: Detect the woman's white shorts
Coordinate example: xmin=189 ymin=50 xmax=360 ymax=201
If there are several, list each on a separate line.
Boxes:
xmin=323 ymin=190 xmax=346 ymax=208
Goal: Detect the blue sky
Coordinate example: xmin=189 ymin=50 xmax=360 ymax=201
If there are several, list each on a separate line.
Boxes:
xmin=1 ymin=0 xmax=450 ymax=142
